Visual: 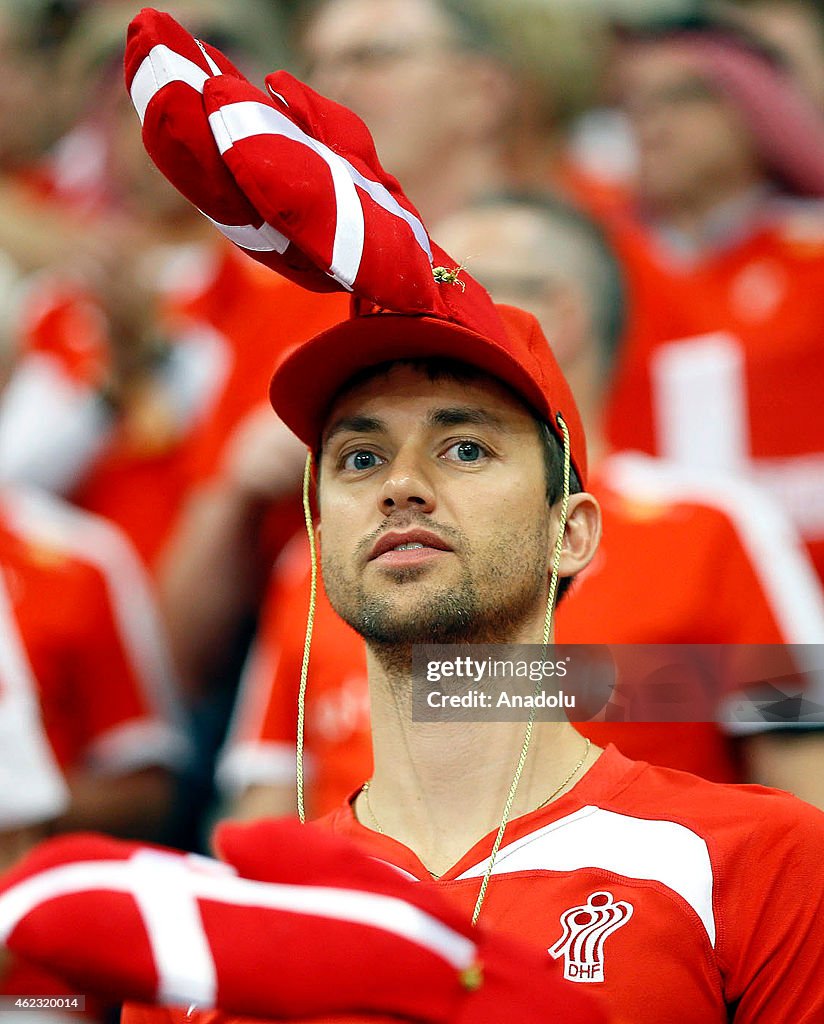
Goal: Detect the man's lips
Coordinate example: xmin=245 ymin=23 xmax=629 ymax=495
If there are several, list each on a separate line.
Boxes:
xmin=368 ymin=530 xmax=453 ymax=561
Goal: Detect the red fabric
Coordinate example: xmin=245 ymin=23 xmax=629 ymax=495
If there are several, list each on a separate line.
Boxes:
xmin=0 ymin=825 xmax=606 ymax=1024
xmin=126 ymin=9 xmax=500 ymax=320
xmin=269 ymin=303 xmax=588 ymax=484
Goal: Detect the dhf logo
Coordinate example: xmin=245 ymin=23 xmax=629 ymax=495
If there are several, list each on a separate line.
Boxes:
xmin=549 ymin=891 xmax=633 ymax=983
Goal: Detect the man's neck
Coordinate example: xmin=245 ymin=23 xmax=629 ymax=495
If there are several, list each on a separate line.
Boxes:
xmin=647 ymin=179 xmax=772 ymax=259
xmin=359 ymin=637 xmax=596 ymax=876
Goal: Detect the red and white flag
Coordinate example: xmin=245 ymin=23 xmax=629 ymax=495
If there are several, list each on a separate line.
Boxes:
xmin=0 ymin=820 xmax=605 ymax=1022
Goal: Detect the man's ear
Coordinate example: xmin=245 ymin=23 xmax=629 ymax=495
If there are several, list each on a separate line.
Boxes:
xmin=551 ymin=492 xmax=601 ymax=579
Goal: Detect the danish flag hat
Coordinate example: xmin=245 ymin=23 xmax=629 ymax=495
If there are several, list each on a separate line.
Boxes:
xmin=125 ymin=8 xmax=587 ymax=483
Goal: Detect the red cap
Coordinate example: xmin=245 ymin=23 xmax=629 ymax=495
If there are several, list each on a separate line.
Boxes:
xmin=269 ymin=303 xmax=588 ymax=486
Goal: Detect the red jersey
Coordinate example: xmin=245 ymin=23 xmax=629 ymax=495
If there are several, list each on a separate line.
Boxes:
xmin=0 ymin=486 xmax=187 ymax=774
xmin=603 ymin=199 xmax=824 ymax=581
xmin=128 ymin=745 xmax=824 ymax=1023
xmin=217 ymin=454 xmax=823 ymax=808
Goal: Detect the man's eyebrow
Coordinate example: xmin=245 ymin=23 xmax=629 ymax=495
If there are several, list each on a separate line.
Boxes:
xmin=323 ymin=414 xmax=387 ymax=447
xmin=426 ymin=407 xmax=510 ymax=432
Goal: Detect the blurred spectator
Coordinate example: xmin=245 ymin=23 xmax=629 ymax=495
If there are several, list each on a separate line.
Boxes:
xmin=0 ymin=0 xmax=99 ymax=278
xmin=218 ymin=193 xmax=824 ymax=822
xmin=295 ymin=0 xmax=518 ymax=222
xmin=599 ymin=18 xmax=824 ymax=586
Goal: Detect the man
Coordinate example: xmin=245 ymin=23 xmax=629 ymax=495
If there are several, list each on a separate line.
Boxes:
xmin=200 ymin=243 xmax=824 ymax=1023
xmin=220 ymin=193 xmax=824 ymax=820
xmin=91 ymin=11 xmax=824 ymax=1020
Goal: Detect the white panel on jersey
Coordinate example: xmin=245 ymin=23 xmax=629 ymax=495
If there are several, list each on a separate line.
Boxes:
xmin=652 ymin=332 xmax=748 ymax=471
xmin=603 ymin=452 xmax=824 ymax=645
xmin=603 ymin=452 xmax=824 ymax=727
xmin=456 ymin=805 xmax=716 ymax=946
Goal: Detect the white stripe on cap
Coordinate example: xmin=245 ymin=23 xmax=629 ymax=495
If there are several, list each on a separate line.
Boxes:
xmin=208 ymin=100 xmax=432 ymax=288
xmin=209 ymin=100 xmax=363 ymax=288
xmin=130 ymin=46 xmax=287 ymax=254
xmin=130 ymin=44 xmax=210 ymax=125
xmin=202 ymin=212 xmax=289 ymax=254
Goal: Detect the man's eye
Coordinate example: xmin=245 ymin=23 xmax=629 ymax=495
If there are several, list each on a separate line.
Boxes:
xmin=343 ymin=450 xmax=383 ymax=471
xmin=442 ymin=440 xmax=488 ymax=463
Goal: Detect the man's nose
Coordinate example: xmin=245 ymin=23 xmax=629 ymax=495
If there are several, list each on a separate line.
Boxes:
xmin=378 ymin=450 xmax=436 ymax=514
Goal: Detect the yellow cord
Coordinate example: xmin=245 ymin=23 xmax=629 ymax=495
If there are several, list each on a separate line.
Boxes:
xmin=471 ymin=414 xmax=571 ymax=925
xmin=296 ymin=450 xmax=319 ymax=824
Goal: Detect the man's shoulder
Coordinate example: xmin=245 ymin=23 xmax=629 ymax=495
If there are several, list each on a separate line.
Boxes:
xmin=605 ymin=754 xmax=824 ymax=859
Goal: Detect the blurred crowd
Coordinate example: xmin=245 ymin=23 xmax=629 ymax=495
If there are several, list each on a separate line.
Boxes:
xmin=2 ymin=0 xmax=824 ymax=1013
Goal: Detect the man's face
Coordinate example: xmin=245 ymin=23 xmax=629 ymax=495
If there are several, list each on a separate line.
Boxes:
xmin=619 ymin=44 xmax=761 ymax=213
xmin=317 ymin=364 xmax=554 ymax=646
xmin=301 ymin=0 xmax=476 ymax=188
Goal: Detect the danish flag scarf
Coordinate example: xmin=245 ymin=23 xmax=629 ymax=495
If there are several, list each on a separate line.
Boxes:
xmin=124 ymin=7 xmax=508 ymax=346
xmin=0 ymin=820 xmax=605 ymax=1022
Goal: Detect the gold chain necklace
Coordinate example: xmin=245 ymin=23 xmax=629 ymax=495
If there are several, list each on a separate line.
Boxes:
xmin=360 ymin=735 xmax=591 ymax=840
